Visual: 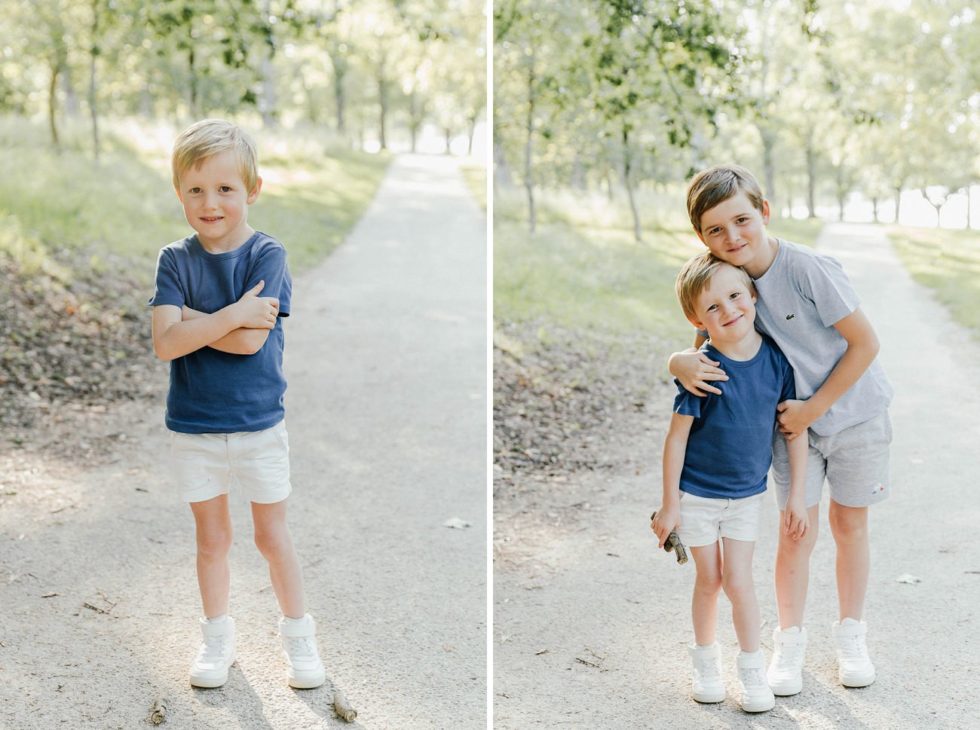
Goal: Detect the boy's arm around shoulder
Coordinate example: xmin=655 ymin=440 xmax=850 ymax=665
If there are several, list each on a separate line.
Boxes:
xmin=667 ymin=332 xmax=728 ymax=397
xmin=652 ymin=412 xmax=693 ymax=548
xmin=777 ymin=307 xmax=879 ymax=438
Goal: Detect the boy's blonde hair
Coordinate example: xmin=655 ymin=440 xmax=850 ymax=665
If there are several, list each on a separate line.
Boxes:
xmin=675 ymin=252 xmax=754 ymax=323
xmin=172 ymin=119 xmax=259 ymax=193
xmin=686 ymin=164 xmax=765 ymax=234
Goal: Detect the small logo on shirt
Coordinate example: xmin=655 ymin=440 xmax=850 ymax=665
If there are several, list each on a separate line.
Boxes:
xmin=785 ymin=313 xmax=796 ymax=320
xmin=870 ymin=483 xmax=886 ymax=496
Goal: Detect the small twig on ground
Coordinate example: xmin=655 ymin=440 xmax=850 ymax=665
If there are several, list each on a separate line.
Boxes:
xmin=149 ymin=697 xmax=167 ymax=725
xmin=333 ymin=688 xmax=357 ymax=722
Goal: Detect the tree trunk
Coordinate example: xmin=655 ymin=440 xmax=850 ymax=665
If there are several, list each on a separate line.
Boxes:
xmin=894 ymin=186 xmax=903 ymax=224
xmin=760 ymin=126 xmax=776 ymax=210
xmin=259 ymin=0 xmax=277 ymax=128
xmin=188 ymin=43 xmax=199 ymax=119
xmin=408 ymin=90 xmax=420 ymax=153
xmin=467 ymin=115 xmax=477 ymax=157
xmin=48 ymin=61 xmax=60 ymax=148
xmin=493 ymin=133 xmax=512 ymax=191
xmin=444 ymin=127 xmax=453 ymax=155
xmin=88 ymin=0 xmax=101 ymax=161
xmin=805 ymin=135 xmax=817 ymax=219
xmin=871 ymin=197 xmax=879 ymax=223
xmin=623 ymin=125 xmax=642 ymax=242
xmin=523 ymin=51 xmax=536 ymax=234
xmin=333 ymin=59 xmax=347 ymax=133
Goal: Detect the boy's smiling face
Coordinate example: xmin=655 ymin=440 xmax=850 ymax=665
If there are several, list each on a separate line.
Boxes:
xmin=689 ymin=263 xmax=758 ymax=348
xmin=176 ymin=149 xmax=262 ymax=252
xmin=696 ymin=191 xmax=771 ymax=273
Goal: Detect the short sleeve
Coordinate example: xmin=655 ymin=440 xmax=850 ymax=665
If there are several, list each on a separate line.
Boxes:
xmin=247 ymin=241 xmax=292 ymax=316
xmin=800 ymin=254 xmax=859 ymax=328
xmin=673 ymin=379 xmax=703 ymax=419
xmin=148 ymin=248 xmax=184 ymax=308
xmin=779 ymin=356 xmax=796 ymax=402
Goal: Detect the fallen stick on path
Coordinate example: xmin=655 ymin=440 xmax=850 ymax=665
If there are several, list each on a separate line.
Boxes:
xmin=149 ymin=697 xmax=167 ymax=725
xmin=333 ymin=688 xmax=357 ymax=722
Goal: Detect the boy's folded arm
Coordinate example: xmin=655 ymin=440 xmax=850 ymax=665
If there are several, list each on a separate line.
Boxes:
xmin=183 ymin=306 xmax=271 ymax=355
xmin=152 ymin=303 xmax=244 ymax=361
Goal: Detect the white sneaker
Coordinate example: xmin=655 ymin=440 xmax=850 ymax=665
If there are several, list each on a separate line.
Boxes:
xmin=833 ymin=618 xmax=876 ymax=687
xmin=767 ymin=626 xmax=807 ymax=696
xmin=280 ymin=614 xmax=326 ymax=689
xmin=189 ymin=616 xmax=236 ymax=688
xmin=737 ymin=650 xmax=775 ymax=713
xmin=688 ymin=643 xmax=725 ymax=703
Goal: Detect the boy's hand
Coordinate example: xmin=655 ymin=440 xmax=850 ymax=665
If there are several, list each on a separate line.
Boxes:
xmin=234 ymin=281 xmax=279 ymax=330
xmin=783 ymin=494 xmax=809 ymax=541
xmin=669 ymin=350 xmax=728 ymax=397
xmin=777 ymin=399 xmax=817 ymax=440
xmin=651 ymin=505 xmax=680 ymax=549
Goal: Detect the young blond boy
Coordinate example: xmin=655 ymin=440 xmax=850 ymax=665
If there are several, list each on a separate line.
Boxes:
xmin=149 ymin=119 xmax=325 ymax=689
xmin=670 ymin=164 xmax=893 ymax=694
xmin=653 ymin=254 xmax=808 ymax=712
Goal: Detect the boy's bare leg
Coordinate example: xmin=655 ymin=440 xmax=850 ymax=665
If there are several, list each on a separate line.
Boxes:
xmin=689 ymin=543 xmax=723 ymax=646
xmin=774 ymin=504 xmax=819 ymax=628
xmin=720 ymin=538 xmax=760 ymax=652
xmin=190 ymin=494 xmax=233 ymax=618
xmin=828 ymin=501 xmax=869 ymax=620
xmin=252 ymin=499 xmax=306 ymax=618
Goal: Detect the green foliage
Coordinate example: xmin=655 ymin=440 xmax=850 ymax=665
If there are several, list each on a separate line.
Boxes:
xmin=888 ymin=226 xmax=980 ymax=342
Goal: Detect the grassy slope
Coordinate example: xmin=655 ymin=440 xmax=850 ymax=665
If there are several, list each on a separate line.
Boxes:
xmin=493 ymin=188 xmax=824 ymax=350
xmin=0 ymin=118 xmax=390 ymax=280
xmin=887 ymin=225 xmax=980 ymax=341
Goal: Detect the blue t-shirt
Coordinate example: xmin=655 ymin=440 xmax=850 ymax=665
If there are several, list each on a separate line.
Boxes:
xmin=674 ymin=335 xmax=795 ymax=500
xmin=148 ymin=231 xmax=292 ymax=434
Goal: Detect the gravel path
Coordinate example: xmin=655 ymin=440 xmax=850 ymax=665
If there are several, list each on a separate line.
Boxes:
xmin=0 ymin=154 xmax=487 ymax=729
xmin=493 ymin=223 xmax=980 ymax=728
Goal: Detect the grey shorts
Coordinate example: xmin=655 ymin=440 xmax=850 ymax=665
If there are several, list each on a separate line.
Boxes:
xmin=772 ymin=410 xmax=892 ymax=510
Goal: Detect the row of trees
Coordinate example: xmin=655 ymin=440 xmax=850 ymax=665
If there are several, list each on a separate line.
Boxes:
xmin=1 ymin=0 xmax=485 ymax=156
xmin=494 ymin=0 xmax=979 ymax=237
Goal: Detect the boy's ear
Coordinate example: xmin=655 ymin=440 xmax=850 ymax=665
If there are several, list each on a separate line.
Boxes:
xmin=247 ymin=176 xmax=263 ymax=204
xmin=686 ymin=314 xmax=704 ymax=330
xmin=761 ymin=198 xmax=771 ymax=224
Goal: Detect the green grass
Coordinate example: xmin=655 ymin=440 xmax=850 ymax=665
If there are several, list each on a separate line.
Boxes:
xmin=768 ymin=216 xmax=825 ymax=248
xmin=0 ymin=116 xmax=390 ymax=279
xmin=887 ymin=225 xmax=980 ymax=341
xmin=493 ymin=187 xmax=827 ymax=349
xmin=494 ymin=215 xmax=702 ymax=348
xmin=460 ymin=161 xmax=486 ymax=211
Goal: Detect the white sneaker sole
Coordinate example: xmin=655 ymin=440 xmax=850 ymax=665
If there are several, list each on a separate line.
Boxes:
xmin=768 ymin=673 xmax=802 ymax=696
xmin=288 ymin=668 xmax=326 ymax=689
xmin=190 ymin=658 xmax=236 ymax=688
xmin=692 ymin=689 xmax=726 ymax=704
xmin=840 ymin=668 xmax=876 ymax=688
xmin=740 ymin=695 xmax=776 ymax=713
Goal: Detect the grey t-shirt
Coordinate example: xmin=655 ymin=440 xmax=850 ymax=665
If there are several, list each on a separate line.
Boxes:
xmin=751 ymin=239 xmax=892 ymax=437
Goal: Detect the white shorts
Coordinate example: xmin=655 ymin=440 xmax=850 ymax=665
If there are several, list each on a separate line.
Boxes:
xmin=677 ymin=491 xmax=765 ymax=548
xmin=168 ymin=421 xmax=292 ymax=504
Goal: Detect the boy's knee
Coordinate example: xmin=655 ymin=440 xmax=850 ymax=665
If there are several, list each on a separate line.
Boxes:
xmin=695 ymin=572 xmax=723 ymax=595
xmin=829 ymin=504 xmax=867 ymax=542
xmin=197 ymin=529 xmax=233 ymax=558
xmin=254 ymin=526 xmax=292 ymax=558
xmin=721 ymin=572 xmax=753 ymax=601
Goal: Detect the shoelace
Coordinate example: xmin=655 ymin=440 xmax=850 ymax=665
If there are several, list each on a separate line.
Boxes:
xmin=200 ymin=635 xmax=228 ymax=661
xmin=740 ymin=667 xmax=767 ymax=688
xmin=775 ymin=641 xmax=804 ymax=665
xmin=837 ymin=634 xmax=866 ymax=660
xmin=285 ymin=636 xmax=316 ymax=659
